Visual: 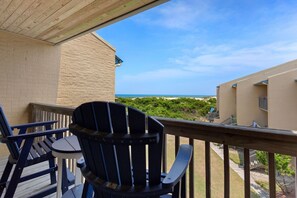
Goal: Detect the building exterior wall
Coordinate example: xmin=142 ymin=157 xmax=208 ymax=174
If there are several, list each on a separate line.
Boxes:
xmin=0 ymin=31 xmax=61 ymax=125
xmin=268 ymin=69 xmax=297 ymax=130
xmin=215 ymin=83 xmax=236 ymax=123
xmin=217 ymin=59 xmax=297 ymax=130
xmin=57 ymin=33 xmax=116 ymax=107
xmin=236 ymin=79 xmax=267 ymax=127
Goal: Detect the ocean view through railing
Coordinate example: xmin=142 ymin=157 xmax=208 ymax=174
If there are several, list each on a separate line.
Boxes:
xmin=30 ymin=102 xmax=297 ymax=198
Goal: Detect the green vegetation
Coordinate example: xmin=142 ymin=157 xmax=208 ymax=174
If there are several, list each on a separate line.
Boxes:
xmin=256 ymin=151 xmax=294 ymax=194
xmin=255 ymin=180 xmax=282 ymax=192
xmin=116 ymin=97 xmax=216 ymax=121
xmin=229 ymin=148 xmax=242 ymax=165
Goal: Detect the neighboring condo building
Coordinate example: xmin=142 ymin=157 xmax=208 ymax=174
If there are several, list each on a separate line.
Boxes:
xmin=215 ymin=59 xmax=297 ymax=131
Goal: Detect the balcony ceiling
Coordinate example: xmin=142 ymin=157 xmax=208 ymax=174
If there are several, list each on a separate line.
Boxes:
xmin=0 ymin=0 xmax=167 ymax=45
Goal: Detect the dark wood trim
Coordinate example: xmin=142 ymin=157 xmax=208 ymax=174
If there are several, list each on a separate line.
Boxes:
xmin=223 ymin=145 xmax=230 ymax=198
xmin=205 ymin=141 xmax=211 ymax=198
xmin=175 ymin=136 xmax=180 ymax=156
xmin=268 ymin=153 xmax=276 ymax=197
xmin=162 ymin=133 xmax=167 ymax=173
xmin=189 ymin=139 xmax=194 ymax=198
xmin=244 ymin=148 xmax=250 ymax=198
xmin=157 ymin=117 xmax=297 ymax=156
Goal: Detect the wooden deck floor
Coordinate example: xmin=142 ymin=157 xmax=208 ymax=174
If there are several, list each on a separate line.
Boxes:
xmin=0 ymin=157 xmax=56 ymax=198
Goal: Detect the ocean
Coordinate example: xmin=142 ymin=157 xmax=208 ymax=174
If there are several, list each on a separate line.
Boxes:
xmin=115 ymin=94 xmax=214 ymax=98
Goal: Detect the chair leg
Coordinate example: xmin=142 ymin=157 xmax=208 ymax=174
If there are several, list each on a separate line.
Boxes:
xmin=61 ymin=159 xmax=68 ymax=194
xmin=4 ymin=138 xmax=34 ymax=198
xmin=48 ymin=158 xmax=56 ymax=184
xmin=4 ymin=161 xmax=25 ymax=198
xmin=181 ymin=174 xmax=186 ymax=198
xmin=172 ymin=181 xmax=181 ymax=198
xmin=0 ymin=162 xmax=13 ymax=196
xmin=82 ymin=181 xmax=93 ymax=198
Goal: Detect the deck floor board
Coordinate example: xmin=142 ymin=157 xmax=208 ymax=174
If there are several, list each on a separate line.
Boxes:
xmin=0 ymin=157 xmax=56 ymax=198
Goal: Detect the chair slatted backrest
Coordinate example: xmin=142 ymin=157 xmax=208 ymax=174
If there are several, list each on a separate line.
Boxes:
xmin=0 ymin=106 xmax=20 ymax=159
xmin=71 ymin=101 xmax=164 ymax=190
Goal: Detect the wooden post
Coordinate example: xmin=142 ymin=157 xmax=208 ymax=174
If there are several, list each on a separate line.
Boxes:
xmin=224 ymin=145 xmax=230 ymax=198
xmin=244 ymin=148 xmax=250 ymax=198
xmin=268 ymin=153 xmax=276 ymax=197
xmin=205 ymin=141 xmax=211 ymax=198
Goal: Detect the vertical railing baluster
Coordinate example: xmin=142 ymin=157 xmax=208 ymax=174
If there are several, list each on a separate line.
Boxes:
xmin=189 ymin=139 xmax=194 ymax=198
xmin=175 ymin=136 xmax=180 ymax=155
xmin=223 ymin=144 xmax=230 ymax=198
xmin=205 ymin=141 xmax=211 ymax=198
xmin=244 ymin=148 xmax=250 ymax=198
xmin=295 ymin=158 xmax=297 ymax=198
xmin=268 ymin=153 xmax=276 ymax=197
xmin=162 ymin=133 xmax=167 ymax=173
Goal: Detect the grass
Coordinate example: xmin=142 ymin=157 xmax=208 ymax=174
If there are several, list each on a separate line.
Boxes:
xmin=166 ymin=136 xmax=260 ymax=197
xmin=255 ymin=180 xmax=282 ymax=193
xmin=229 ymin=148 xmax=242 ymax=165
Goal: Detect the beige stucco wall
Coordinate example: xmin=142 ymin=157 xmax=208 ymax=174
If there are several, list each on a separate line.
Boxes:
xmin=0 ymin=31 xmax=61 ymax=125
xmin=57 ymin=33 xmax=116 ymax=107
xmin=215 ymin=83 xmax=236 ymax=123
xmin=268 ymin=69 xmax=297 ymax=130
xmin=236 ymin=79 xmax=267 ymax=127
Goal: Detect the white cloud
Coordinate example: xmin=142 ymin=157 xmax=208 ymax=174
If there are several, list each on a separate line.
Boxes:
xmin=121 ymin=42 xmax=297 ymax=83
xmin=172 ymin=41 xmax=297 ymax=75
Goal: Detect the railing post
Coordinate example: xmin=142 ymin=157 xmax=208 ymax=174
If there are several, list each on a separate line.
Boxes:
xmin=29 ymin=104 xmax=37 ymax=123
xmin=162 ymin=134 xmax=167 ymax=173
xmin=244 ymin=148 xmax=250 ymax=198
xmin=223 ymin=144 xmax=230 ymax=198
xmin=205 ymin=141 xmax=211 ymax=198
xmin=295 ymin=157 xmax=297 ymax=198
xmin=268 ymin=153 xmax=276 ymax=197
xmin=175 ymin=136 xmax=180 ymax=155
xmin=189 ymin=139 xmax=194 ymax=198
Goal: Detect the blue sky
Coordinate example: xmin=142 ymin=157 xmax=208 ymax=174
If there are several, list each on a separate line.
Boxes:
xmin=97 ymin=0 xmax=297 ymax=95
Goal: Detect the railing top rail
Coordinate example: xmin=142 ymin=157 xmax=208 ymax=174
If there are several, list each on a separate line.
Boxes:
xmin=31 ymin=103 xmax=74 ymax=116
xmin=157 ymin=117 xmax=297 ymax=156
xmin=157 ymin=117 xmax=297 ymax=141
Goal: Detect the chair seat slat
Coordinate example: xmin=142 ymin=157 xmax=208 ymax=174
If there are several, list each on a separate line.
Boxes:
xmin=39 ymin=141 xmax=51 ymax=153
xmin=33 ymin=142 xmax=46 ymax=156
xmin=30 ymin=148 xmax=39 ymax=159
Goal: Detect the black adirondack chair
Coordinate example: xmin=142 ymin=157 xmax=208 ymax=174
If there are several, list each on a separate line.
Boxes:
xmin=0 ymin=106 xmax=69 ymax=198
xmin=68 ymin=101 xmax=193 ymax=197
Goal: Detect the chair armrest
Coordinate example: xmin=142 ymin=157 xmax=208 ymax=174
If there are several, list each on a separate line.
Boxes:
xmin=11 ymin=120 xmax=58 ymax=130
xmin=162 ymin=144 xmax=193 ymax=188
xmin=7 ymin=128 xmax=68 ymax=141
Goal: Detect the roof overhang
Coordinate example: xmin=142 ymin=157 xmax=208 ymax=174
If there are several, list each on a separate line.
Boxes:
xmin=0 ymin=0 xmax=168 ymax=45
xmin=254 ymin=80 xmax=268 ymax=86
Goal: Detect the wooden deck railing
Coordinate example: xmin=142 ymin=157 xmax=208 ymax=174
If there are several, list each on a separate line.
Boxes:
xmin=30 ymin=103 xmax=297 ymax=198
